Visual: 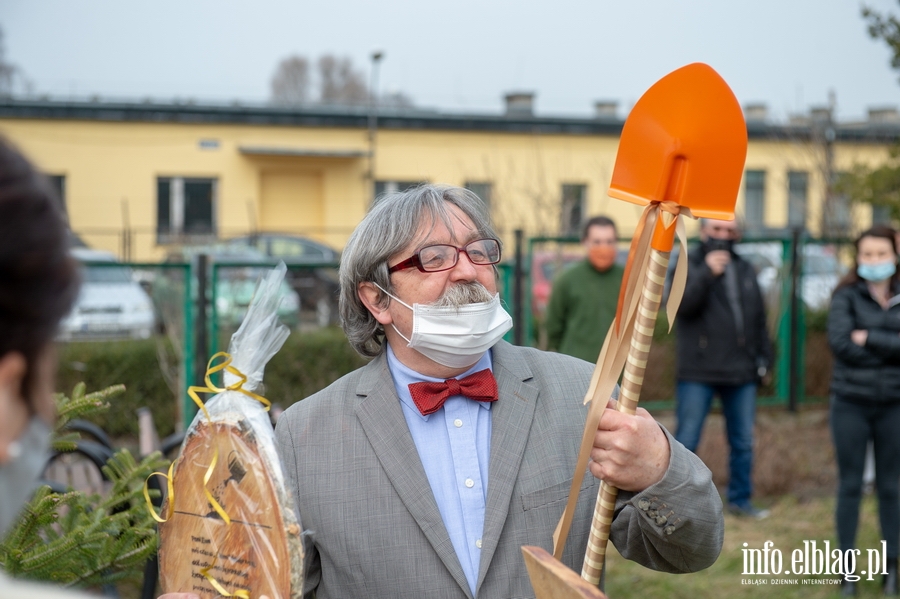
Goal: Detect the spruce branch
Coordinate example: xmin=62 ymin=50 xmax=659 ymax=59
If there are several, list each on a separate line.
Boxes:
xmin=0 ymin=384 xmax=169 ymax=589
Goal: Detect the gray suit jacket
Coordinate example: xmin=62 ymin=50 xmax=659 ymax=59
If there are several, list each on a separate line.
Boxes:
xmin=275 ymin=341 xmax=723 ymax=599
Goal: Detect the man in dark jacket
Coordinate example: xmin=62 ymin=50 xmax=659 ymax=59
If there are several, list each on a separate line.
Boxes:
xmin=673 ymin=218 xmax=773 ymax=519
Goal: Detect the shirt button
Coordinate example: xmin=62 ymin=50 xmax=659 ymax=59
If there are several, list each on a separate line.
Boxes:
xmin=465 ymin=478 xmax=475 ymax=488
xmin=475 ymin=539 xmax=483 ymax=549
xmin=454 ymin=419 xmax=463 ymax=428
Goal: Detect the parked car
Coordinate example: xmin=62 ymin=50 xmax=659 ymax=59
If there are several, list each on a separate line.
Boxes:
xmin=530 ymin=250 xmax=584 ymax=317
xmin=224 ymin=234 xmax=341 ymax=327
xmin=158 ymin=244 xmax=301 ymax=331
xmin=224 ymin=233 xmax=339 ymax=264
xmin=58 ymin=248 xmax=156 ymax=341
xmin=734 ymin=241 xmax=846 ymax=311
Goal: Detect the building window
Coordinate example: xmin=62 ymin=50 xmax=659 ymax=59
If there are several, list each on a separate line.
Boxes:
xmin=561 ymin=184 xmax=586 ymax=237
xmin=787 ymin=171 xmax=808 ymax=229
xmin=744 ymin=170 xmax=765 ymax=233
xmin=373 ymin=180 xmax=425 ymax=205
xmin=464 ymin=182 xmax=492 ymax=211
xmin=157 ymin=177 xmax=217 ymax=244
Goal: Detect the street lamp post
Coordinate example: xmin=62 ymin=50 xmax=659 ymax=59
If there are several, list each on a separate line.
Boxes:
xmin=368 ymin=50 xmax=384 ymax=201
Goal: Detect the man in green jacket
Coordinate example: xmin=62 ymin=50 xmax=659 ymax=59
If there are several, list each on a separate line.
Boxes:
xmin=545 ymin=216 xmax=624 ymax=363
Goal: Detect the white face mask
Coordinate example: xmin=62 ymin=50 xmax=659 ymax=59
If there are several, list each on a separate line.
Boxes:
xmin=0 ymin=416 xmax=51 ymax=539
xmin=375 ymin=284 xmax=513 ymax=368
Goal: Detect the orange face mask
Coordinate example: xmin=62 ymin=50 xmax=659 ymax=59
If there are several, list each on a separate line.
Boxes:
xmin=588 ymin=245 xmax=617 ymax=271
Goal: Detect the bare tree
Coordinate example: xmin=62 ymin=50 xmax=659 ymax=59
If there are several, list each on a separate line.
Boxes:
xmin=270 ymin=53 xmax=415 ymax=108
xmin=318 ymin=54 xmax=368 ymax=105
xmin=380 ymin=90 xmax=415 ymax=109
xmin=270 ymin=55 xmax=311 ymax=106
xmin=0 ymin=27 xmax=19 ymax=97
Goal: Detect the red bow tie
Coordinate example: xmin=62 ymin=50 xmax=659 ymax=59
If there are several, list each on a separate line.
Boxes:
xmin=408 ymin=369 xmax=498 ymax=416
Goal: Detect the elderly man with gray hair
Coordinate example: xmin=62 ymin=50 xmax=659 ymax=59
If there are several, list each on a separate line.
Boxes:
xmin=274 ymin=184 xmax=724 ymax=599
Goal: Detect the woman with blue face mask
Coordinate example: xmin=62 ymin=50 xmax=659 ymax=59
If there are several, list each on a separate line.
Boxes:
xmin=828 ymin=224 xmax=900 ymax=597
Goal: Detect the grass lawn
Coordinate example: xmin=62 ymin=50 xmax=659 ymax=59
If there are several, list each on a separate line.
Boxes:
xmin=604 ymin=405 xmax=889 ymax=598
xmin=606 ymin=494 xmax=887 ymax=598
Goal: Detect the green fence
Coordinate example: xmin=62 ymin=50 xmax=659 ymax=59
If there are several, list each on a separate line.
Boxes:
xmin=500 ymin=233 xmax=852 ymax=411
xmin=68 ymin=233 xmax=849 ymax=432
xmin=63 ymin=257 xmax=341 ymax=430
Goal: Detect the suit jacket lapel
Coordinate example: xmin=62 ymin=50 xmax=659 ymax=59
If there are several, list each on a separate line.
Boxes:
xmin=477 ymin=341 xmax=539 ymax=592
xmin=355 ymin=355 xmax=473 ymax=598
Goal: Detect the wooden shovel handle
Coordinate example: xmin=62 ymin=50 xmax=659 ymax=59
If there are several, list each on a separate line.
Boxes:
xmin=581 ymin=248 xmax=671 ymax=585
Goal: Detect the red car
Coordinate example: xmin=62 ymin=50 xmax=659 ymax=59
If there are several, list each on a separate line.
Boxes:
xmin=530 ymin=250 xmax=583 ymax=317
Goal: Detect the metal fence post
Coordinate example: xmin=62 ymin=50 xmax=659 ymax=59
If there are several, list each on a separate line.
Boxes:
xmin=788 ymin=228 xmax=804 ymax=412
xmin=182 ymin=254 xmax=208 ymax=430
xmin=181 ymin=262 xmax=195 ymax=432
xmin=513 ymin=230 xmax=524 ymax=346
xmin=195 ymin=253 xmax=208 ymax=382
xmin=209 ymin=262 xmax=220 ymax=372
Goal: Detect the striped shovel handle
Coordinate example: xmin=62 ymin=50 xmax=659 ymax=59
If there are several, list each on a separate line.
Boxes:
xmin=581 ymin=248 xmax=671 ymax=585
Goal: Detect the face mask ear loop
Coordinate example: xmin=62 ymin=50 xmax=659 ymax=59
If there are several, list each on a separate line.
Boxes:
xmin=373 ymin=282 xmax=414 ymax=311
xmin=372 ymin=282 xmax=416 ymax=345
xmin=391 ymin=324 xmax=413 ymax=345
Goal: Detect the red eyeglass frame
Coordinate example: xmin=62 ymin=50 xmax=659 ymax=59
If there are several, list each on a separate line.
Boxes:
xmin=387 ymin=238 xmax=501 ymax=274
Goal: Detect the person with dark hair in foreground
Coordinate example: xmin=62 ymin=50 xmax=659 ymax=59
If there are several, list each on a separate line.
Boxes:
xmin=272 ymin=184 xmax=724 ymax=599
xmin=0 ymin=136 xmax=84 ymax=597
xmin=0 ymin=138 xmax=258 ymax=599
xmin=828 ymin=224 xmax=900 ymax=597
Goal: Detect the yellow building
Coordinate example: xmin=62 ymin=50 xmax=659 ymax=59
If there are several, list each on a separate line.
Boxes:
xmin=0 ymin=96 xmax=898 ymax=261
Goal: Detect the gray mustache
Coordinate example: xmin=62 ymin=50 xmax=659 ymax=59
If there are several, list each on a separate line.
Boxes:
xmin=433 ymin=283 xmax=493 ymax=308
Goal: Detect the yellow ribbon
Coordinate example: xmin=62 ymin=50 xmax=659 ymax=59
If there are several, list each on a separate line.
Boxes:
xmin=144 ymin=351 xmax=273 ymax=598
xmin=187 ymin=352 xmax=272 ymax=526
xmin=188 ymin=351 xmax=273 ymax=422
xmin=201 ymin=557 xmax=251 ymax=599
xmin=551 ymin=199 xmax=694 ymax=559
xmin=144 ymin=461 xmax=176 ymax=523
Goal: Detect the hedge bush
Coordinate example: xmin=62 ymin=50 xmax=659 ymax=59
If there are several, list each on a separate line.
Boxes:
xmin=58 ymin=338 xmax=178 ymax=439
xmin=58 ymin=321 xmax=834 ymax=440
xmin=57 ymin=327 xmax=367 ymax=439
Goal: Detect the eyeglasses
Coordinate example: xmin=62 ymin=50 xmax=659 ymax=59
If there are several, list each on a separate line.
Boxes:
xmin=388 ymin=238 xmax=501 ymax=273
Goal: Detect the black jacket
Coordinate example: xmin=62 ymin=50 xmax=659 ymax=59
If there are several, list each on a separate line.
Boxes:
xmin=827 ymin=281 xmax=900 ymax=403
xmin=674 ymin=244 xmax=773 ymax=385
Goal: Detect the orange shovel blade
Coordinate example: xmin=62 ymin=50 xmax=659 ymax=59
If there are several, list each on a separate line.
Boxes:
xmin=608 ymin=62 xmax=747 ymax=220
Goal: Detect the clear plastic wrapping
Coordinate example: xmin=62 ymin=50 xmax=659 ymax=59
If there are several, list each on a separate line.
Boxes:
xmin=159 ymin=263 xmax=303 ymax=599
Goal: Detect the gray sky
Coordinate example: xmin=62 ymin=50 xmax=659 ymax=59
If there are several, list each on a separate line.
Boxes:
xmin=2 ymin=0 xmax=899 ymax=123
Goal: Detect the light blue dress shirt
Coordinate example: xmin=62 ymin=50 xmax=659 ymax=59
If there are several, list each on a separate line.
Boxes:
xmin=385 ymin=345 xmax=493 ymax=596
